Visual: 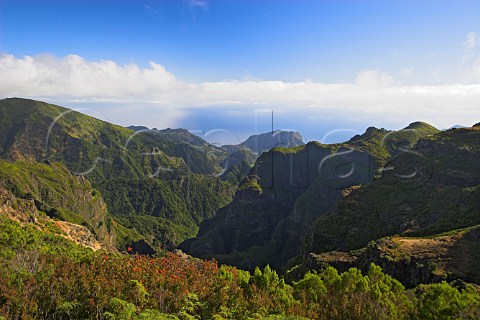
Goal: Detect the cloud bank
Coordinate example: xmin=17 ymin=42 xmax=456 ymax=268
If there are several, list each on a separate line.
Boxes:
xmin=1 ymin=52 xmax=479 ymax=131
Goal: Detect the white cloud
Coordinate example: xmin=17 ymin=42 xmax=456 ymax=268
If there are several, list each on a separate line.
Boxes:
xmin=474 ymin=57 xmax=480 ymax=74
xmin=355 ymin=70 xmax=395 ymax=87
xmin=0 ymin=53 xmax=479 ymax=130
xmin=186 ymin=0 xmax=208 ymax=9
xmin=465 ymin=32 xmax=477 ymax=50
xmin=463 ymin=31 xmax=478 ymax=66
xmin=0 ymin=54 xmax=183 ymax=98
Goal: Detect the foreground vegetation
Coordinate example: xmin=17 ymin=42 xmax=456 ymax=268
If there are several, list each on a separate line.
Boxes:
xmin=1 ymin=217 xmax=480 ymax=320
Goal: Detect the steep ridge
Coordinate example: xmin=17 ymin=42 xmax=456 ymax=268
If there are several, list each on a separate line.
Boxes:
xmin=127 ymin=126 xmax=228 ymax=175
xmin=345 ymin=122 xmax=440 ymax=167
xmin=0 ymin=98 xmax=224 ymax=176
xmin=0 ymin=98 xmax=236 ymax=251
xmin=181 ymin=142 xmax=376 ymax=270
xmin=220 ymin=130 xmax=304 ymax=185
xmin=306 ymin=124 xmax=480 ymax=256
xmin=181 ymin=123 xmax=440 ymax=271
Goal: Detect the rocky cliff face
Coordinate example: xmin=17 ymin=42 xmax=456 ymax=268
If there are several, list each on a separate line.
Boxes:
xmin=180 ymin=142 xmax=376 ymax=270
xmin=180 ymin=123 xmax=443 ymax=271
xmin=305 ymin=124 xmax=480 ymax=256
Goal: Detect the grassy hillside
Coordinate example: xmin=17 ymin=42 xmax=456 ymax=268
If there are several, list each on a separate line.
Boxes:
xmin=0 ymin=160 xmax=117 ymax=249
xmin=345 ymin=122 xmax=440 ymax=168
xmin=0 ymin=98 xmax=236 ymax=250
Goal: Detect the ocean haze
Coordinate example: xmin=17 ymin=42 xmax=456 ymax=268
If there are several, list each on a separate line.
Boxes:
xmin=66 ymin=101 xmax=446 ymax=146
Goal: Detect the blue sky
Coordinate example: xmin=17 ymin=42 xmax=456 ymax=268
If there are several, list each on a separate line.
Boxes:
xmin=1 ymin=0 xmax=480 ymax=143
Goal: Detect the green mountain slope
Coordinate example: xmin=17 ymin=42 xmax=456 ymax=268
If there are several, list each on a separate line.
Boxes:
xmin=0 ymin=98 xmax=225 ymax=176
xmin=127 ymin=126 xmax=228 ymax=175
xmin=306 ymin=124 xmax=480 ymax=257
xmin=180 ymin=142 xmax=376 ymax=270
xmin=0 ymin=160 xmax=117 ymax=249
xmin=180 ymin=123 xmax=440 ymax=271
xmin=345 ymin=122 xmax=440 ymax=167
xmin=0 ymin=98 xmax=236 ymax=250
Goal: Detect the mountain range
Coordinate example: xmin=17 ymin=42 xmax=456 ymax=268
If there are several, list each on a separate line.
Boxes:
xmin=179 ymin=121 xmax=443 ymax=270
xmin=0 ymin=98 xmax=305 ymax=253
xmin=1 ymin=97 xmax=479 ymax=289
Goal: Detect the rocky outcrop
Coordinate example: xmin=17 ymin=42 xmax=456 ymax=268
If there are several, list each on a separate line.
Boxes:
xmin=0 ymin=160 xmax=117 ymax=250
xmin=0 ymin=186 xmax=108 ymax=251
xmin=308 ymin=225 xmax=480 ymax=287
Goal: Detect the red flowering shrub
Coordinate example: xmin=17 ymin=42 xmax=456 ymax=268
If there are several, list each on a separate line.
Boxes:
xmin=1 ymin=250 xmax=479 ymax=319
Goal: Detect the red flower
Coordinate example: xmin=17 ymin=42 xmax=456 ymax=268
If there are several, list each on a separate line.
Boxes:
xmin=127 ymin=247 xmax=132 ymax=252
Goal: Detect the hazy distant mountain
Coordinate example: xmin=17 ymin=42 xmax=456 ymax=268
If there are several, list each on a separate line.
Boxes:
xmin=127 ymin=125 xmax=149 ymax=131
xmin=223 ymin=130 xmax=304 ymax=155
xmin=216 ymin=130 xmax=305 ymax=184
xmin=128 ymin=125 xmax=215 ymax=149
xmin=442 ymin=124 xmax=468 ymax=130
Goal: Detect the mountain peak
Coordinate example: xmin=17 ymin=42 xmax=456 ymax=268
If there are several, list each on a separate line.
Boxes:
xmin=365 ymin=126 xmax=387 ymax=134
xmin=127 ymin=125 xmax=150 ymax=132
xmin=403 ymin=121 xmax=437 ymax=131
xmin=348 ymin=126 xmax=387 ymax=143
xmin=240 ymin=130 xmax=304 ymax=154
